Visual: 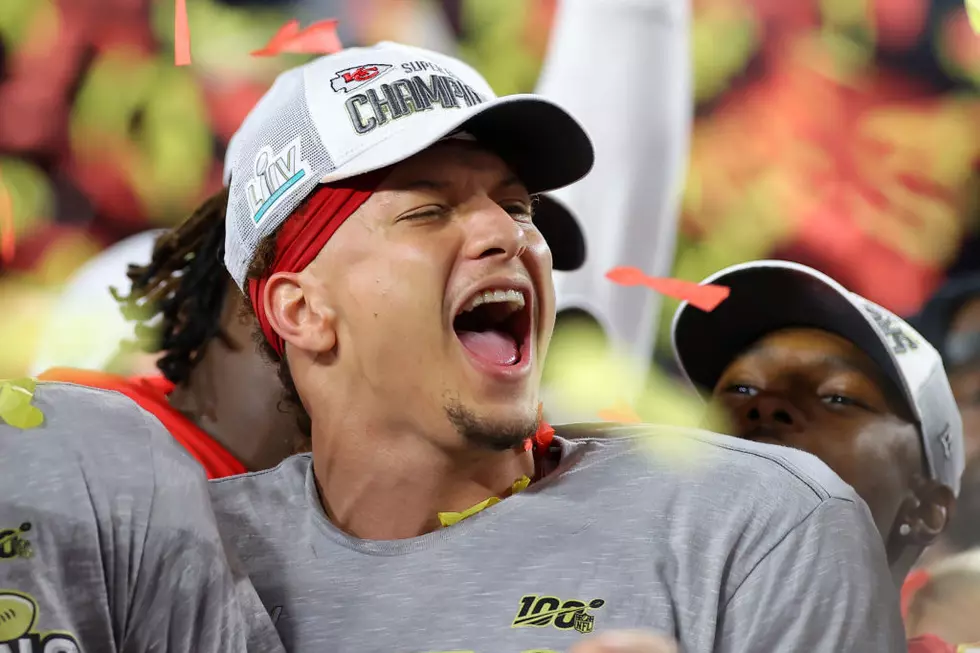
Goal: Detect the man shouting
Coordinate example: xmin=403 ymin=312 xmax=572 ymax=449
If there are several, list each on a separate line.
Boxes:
xmin=209 ymin=41 xmax=905 ymax=652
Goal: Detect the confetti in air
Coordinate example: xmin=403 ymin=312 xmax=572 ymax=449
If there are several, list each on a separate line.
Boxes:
xmin=251 ymin=19 xmax=343 ymax=57
xmin=546 ymin=318 xmax=731 ymax=469
xmin=0 ymin=378 xmax=44 ymax=430
xmin=969 ymin=0 xmax=980 ymax=34
xmin=0 ymin=172 xmax=13 ymax=266
xmin=605 ymin=267 xmax=730 ymax=312
xmin=597 ymin=401 xmax=642 ymax=423
xmin=174 ymin=0 xmax=191 ymax=65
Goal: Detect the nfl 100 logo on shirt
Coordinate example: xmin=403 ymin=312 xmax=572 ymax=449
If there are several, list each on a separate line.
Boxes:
xmin=510 ymin=594 xmax=605 ymax=634
xmin=0 ymin=522 xmax=32 ymax=560
xmin=368 ymin=593 xmax=607 ymax=653
xmin=0 ymin=590 xmax=81 ymax=652
xmin=246 ymin=137 xmax=311 ymax=227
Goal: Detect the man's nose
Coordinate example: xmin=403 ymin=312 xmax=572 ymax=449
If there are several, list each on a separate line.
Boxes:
xmin=740 ymin=394 xmax=807 ymax=432
xmin=461 ymin=202 xmax=528 ymax=264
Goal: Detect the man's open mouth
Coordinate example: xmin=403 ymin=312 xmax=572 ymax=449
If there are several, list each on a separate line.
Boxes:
xmin=453 ymin=287 xmax=532 ymax=367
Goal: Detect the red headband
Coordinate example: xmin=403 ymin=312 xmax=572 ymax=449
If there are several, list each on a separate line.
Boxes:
xmin=248 ymin=173 xmax=384 ymax=357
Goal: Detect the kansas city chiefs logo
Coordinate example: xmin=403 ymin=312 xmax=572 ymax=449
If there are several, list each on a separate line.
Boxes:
xmin=330 ymin=64 xmax=393 ymax=93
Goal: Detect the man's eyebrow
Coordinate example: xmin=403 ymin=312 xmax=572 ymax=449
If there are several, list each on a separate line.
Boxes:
xmin=817 ymin=353 xmax=872 ymax=376
xmin=748 ymin=347 xmax=874 ymax=377
xmin=496 ymin=175 xmax=524 ymax=189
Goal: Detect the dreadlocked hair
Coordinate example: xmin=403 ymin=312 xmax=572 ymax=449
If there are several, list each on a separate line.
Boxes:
xmin=112 ymin=189 xmax=234 ymax=386
xmin=242 ymin=229 xmax=313 ymax=439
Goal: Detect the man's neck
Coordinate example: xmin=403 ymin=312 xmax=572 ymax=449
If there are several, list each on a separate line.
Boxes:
xmin=168 ymin=345 xmax=301 ymax=471
xmin=887 ymin=538 xmax=921 ymax=589
xmin=311 ymin=423 xmax=536 ymax=540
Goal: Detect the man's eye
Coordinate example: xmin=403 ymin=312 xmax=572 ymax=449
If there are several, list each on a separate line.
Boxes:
xmin=400 ymin=206 xmax=448 ymax=221
xmin=821 ymin=394 xmax=860 ymax=407
xmin=502 ymin=203 xmax=533 ymax=221
xmin=725 ymin=384 xmax=758 ymax=397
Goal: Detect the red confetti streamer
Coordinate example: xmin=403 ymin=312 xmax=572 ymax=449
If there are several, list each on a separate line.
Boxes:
xmin=0 ymin=172 xmax=13 ymax=266
xmin=597 ymin=402 xmax=641 ymax=423
xmin=523 ymin=403 xmax=554 ymax=452
xmin=174 ymin=0 xmax=191 ymax=66
xmin=251 ymin=19 xmax=342 ymax=57
xmin=605 ymin=267 xmax=730 ymax=312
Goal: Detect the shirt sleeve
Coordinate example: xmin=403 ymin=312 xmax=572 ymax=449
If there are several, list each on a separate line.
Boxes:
xmin=718 ymin=497 xmax=907 ymax=652
xmin=121 ymin=420 xmax=285 ymax=653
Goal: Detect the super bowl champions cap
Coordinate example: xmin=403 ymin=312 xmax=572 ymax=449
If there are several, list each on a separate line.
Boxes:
xmin=223 ymin=41 xmax=594 ymax=289
xmin=671 ymin=260 xmax=965 ymax=495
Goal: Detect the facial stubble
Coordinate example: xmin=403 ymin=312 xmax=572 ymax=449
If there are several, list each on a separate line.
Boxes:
xmin=444 ymin=396 xmax=539 ymax=452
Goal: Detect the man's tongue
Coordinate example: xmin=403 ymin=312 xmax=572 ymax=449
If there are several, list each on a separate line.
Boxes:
xmin=457 ymin=330 xmax=519 ymax=366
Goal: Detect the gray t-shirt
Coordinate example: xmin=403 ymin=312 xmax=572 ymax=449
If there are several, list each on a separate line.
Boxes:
xmin=210 ymin=424 xmax=906 ymax=652
xmin=0 ymin=381 xmax=284 ymax=653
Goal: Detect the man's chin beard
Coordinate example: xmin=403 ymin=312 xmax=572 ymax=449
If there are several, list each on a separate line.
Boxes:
xmin=444 ymin=399 xmax=539 ymax=452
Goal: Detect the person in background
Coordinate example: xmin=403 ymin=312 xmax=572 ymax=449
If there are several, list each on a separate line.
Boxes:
xmin=672 ymin=260 xmax=965 ymax=651
xmin=905 ymin=548 xmax=980 ymax=647
xmin=912 ymin=275 xmax=980 ymax=565
xmin=0 ymin=380 xmax=285 ymax=652
xmin=38 ymin=191 xmax=305 ymax=477
xmin=915 ymin=274 xmax=980 ymax=463
xmin=29 ymin=229 xmax=165 ymax=377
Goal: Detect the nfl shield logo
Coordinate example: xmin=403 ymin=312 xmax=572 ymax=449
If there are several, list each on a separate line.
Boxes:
xmin=574 ymin=612 xmax=595 ymax=634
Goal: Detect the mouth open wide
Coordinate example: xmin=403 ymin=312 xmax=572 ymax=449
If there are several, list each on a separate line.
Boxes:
xmin=453 ymin=288 xmax=532 ymax=368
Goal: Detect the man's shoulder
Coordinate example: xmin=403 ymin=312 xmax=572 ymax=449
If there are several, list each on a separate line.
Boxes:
xmin=3 ymin=380 xmax=150 ymax=440
xmin=557 ymin=422 xmax=861 ymax=513
xmin=0 ymin=380 xmax=201 ymax=484
xmin=555 ymin=423 xmax=879 ymax=595
xmin=208 ymin=456 xmax=309 ymax=563
xmin=209 ymin=454 xmax=309 ymax=521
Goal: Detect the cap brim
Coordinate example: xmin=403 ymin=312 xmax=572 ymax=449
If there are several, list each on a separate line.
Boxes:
xmin=320 ymin=94 xmax=593 ymax=195
xmin=535 ymin=193 xmax=585 ymax=271
xmin=671 ymin=261 xmax=911 ymax=408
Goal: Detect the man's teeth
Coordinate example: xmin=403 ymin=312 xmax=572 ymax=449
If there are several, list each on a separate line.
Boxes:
xmin=461 ymin=289 xmax=525 ymax=314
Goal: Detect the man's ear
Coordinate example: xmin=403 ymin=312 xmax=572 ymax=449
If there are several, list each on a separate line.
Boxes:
xmin=898 ymin=478 xmax=956 ymax=547
xmin=263 ymin=271 xmax=337 ymax=354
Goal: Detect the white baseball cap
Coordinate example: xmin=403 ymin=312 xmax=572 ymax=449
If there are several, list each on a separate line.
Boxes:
xmin=671 ymin=260 xmax=965 ymax=495
xmin=222 ymin=41 xmax=594 ymax=289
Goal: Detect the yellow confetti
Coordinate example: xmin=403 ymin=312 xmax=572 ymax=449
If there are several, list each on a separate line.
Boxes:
xmin=969 ymin=0 xmax=980 ymax=34
xmin=511 ymin=476 xmax=530 ymax=493
xmin=544 ymin=323 xmax=645 ymax=420
xmin=438 ymin=497 xmax=501 ymax=528
xmin=0 ymin=378 xmax=43 ymax=429
xmin=437 ymin=476 xmax=531 ymax=527
xmin=544 ymin=319 xmax=734 ymax=470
